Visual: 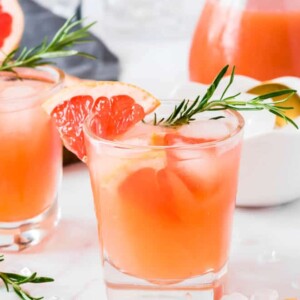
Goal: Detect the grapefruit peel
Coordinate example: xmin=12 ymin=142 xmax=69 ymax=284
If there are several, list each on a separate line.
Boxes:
xmin=44 ymin=81 xmax=159 ymax=115
xmin=0 ymin=0 xmax=24 ymax=61
xmin=44 ymin=81 xmax=160 ymax=162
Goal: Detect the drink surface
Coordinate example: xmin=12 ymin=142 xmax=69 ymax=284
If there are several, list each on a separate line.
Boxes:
xmin=0 ymin=78 xmax=51 ymax=98
xmin=86 ymin=114 xmax=243 ymax=280
xmin=189 ymin=0 xmax=300 ymax=83
xmin=0 ymin=76 xmax=62 ymax=222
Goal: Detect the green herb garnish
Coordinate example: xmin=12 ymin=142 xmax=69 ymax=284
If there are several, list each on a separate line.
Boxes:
xmin=0 ymin=17 xmax=96 ymax=72
xmin=154 ymin=66 xmax=298 ymax=128
xmin=0 ymin=254 xmax=53 ymax=300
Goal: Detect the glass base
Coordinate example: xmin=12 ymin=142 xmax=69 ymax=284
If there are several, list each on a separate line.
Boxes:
xmin=104 ymin=260 xmax=226 ymax=300
xmin=0 ymin=199 xmax=60 ymax=252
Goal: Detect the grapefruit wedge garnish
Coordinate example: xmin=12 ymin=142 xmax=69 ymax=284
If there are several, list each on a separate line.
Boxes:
xmin=44 ymin=81 xmax=160 ymax=161
xmin=0 ymin=0 xmax=24 ymax=61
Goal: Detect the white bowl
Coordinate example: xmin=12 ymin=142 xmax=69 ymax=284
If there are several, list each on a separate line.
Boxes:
xmin=170 ymin=76 xmax=300 ymax=207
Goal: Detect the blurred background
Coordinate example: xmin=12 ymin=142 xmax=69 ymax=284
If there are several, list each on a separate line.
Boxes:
xmin=32 ymin=0 xmax=205 ymax=97
xmin=28 ymin=0 xmax=300 ymax=100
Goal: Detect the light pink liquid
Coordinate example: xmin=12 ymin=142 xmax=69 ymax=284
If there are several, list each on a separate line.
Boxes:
xmin=0 ymin=71 xmax=62 ymax=222
xmin=85 ymin=110 xmax=243 ymax=280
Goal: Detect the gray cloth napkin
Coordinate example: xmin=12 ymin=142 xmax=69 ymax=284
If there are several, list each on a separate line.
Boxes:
xmin=19 ymin=0 xmax=120 ymax=80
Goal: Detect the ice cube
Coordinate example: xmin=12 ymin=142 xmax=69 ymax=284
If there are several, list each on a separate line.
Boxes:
xmin=166 ymin=147 xmax=220 ymax=199
xmin=117 ymin=123 xmax=152 ymax=141
xmin=116 ymin=122 xmax=166 ymax=146
xmin=178 ymin=119 xmax=231 ymax=141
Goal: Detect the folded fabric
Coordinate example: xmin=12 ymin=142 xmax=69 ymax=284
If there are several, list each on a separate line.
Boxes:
xmin=19 ymin=0 xmax=120 ymax=81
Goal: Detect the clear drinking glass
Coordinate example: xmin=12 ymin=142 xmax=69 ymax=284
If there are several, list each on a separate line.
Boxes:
xmin=189 ymin=0 xmax=300 ymax=83
xmin=83 ymin=102 xmax=244 ymax=299
xmin=0 ymin=67 xmax=64 ymax=251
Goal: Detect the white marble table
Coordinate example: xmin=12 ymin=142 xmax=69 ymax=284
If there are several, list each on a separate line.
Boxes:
xmin=1 ymin=163 xmax=300 ymax=299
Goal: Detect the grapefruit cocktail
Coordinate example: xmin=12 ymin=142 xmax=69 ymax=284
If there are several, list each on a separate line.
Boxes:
xmin=46 ymin=63 xmax=295 ymax=298
xmin=0 ymin=67 xmax=63 ymax=251
xmin=84 ymin=104 xmax=244 ymax=284
xmin=45 ymin=77 xmax=245 ymax=298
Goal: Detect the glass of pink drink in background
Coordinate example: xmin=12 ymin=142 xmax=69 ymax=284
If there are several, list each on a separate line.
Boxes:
xmin=0 ymin=67 xmax=64 ymax=251
xmin=84 ymin=102 xmax=244 ymax=300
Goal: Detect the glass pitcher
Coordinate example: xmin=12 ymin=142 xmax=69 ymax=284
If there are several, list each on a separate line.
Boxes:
xmin=189 ymin=0 xmax=300 ymax=84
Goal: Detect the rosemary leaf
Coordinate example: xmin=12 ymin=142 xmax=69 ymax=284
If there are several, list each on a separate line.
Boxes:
xmin=0 ymin=255 xmax=53 ymax=300
xmin=157 ymin=66 xmax=298 ymax=129
xmin=0 ymin=17 xmax=96 ymax=72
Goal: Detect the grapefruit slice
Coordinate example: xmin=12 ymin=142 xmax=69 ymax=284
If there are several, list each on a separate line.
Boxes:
xmin=44 ymin=81 xmax=160 ymax=161
xmin=0 ymin=0 xmax=24 ymax=61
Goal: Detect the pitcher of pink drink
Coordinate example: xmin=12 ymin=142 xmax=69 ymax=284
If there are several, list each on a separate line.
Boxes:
xmin=189 ymin=0 xmax=300 ymax=84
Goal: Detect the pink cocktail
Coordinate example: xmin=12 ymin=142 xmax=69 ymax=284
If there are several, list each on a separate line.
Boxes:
xmin=84 ymin=103 xmax=244 ymax=298
xmin=0 ymin=67 xmax=63 ymax=251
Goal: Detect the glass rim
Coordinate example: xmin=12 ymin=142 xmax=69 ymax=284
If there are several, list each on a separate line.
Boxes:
xmin=0 ymin=66 xmax=65 ymax=105
xmin=83 ymin=108 xmax=245 ymax=150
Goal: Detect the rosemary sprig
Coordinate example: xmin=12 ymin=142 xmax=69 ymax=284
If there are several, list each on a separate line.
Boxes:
xmin=0 ymin=255 xmax=53 ymax=300
xmin=0 ymin=16 xmax=96 ymax=72
xmin=155 ymin=65 xmax=298 ymax=128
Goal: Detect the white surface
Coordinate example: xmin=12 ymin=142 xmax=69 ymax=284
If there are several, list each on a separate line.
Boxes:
xmin=1 ymin=163 xmax=300 ymax=299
